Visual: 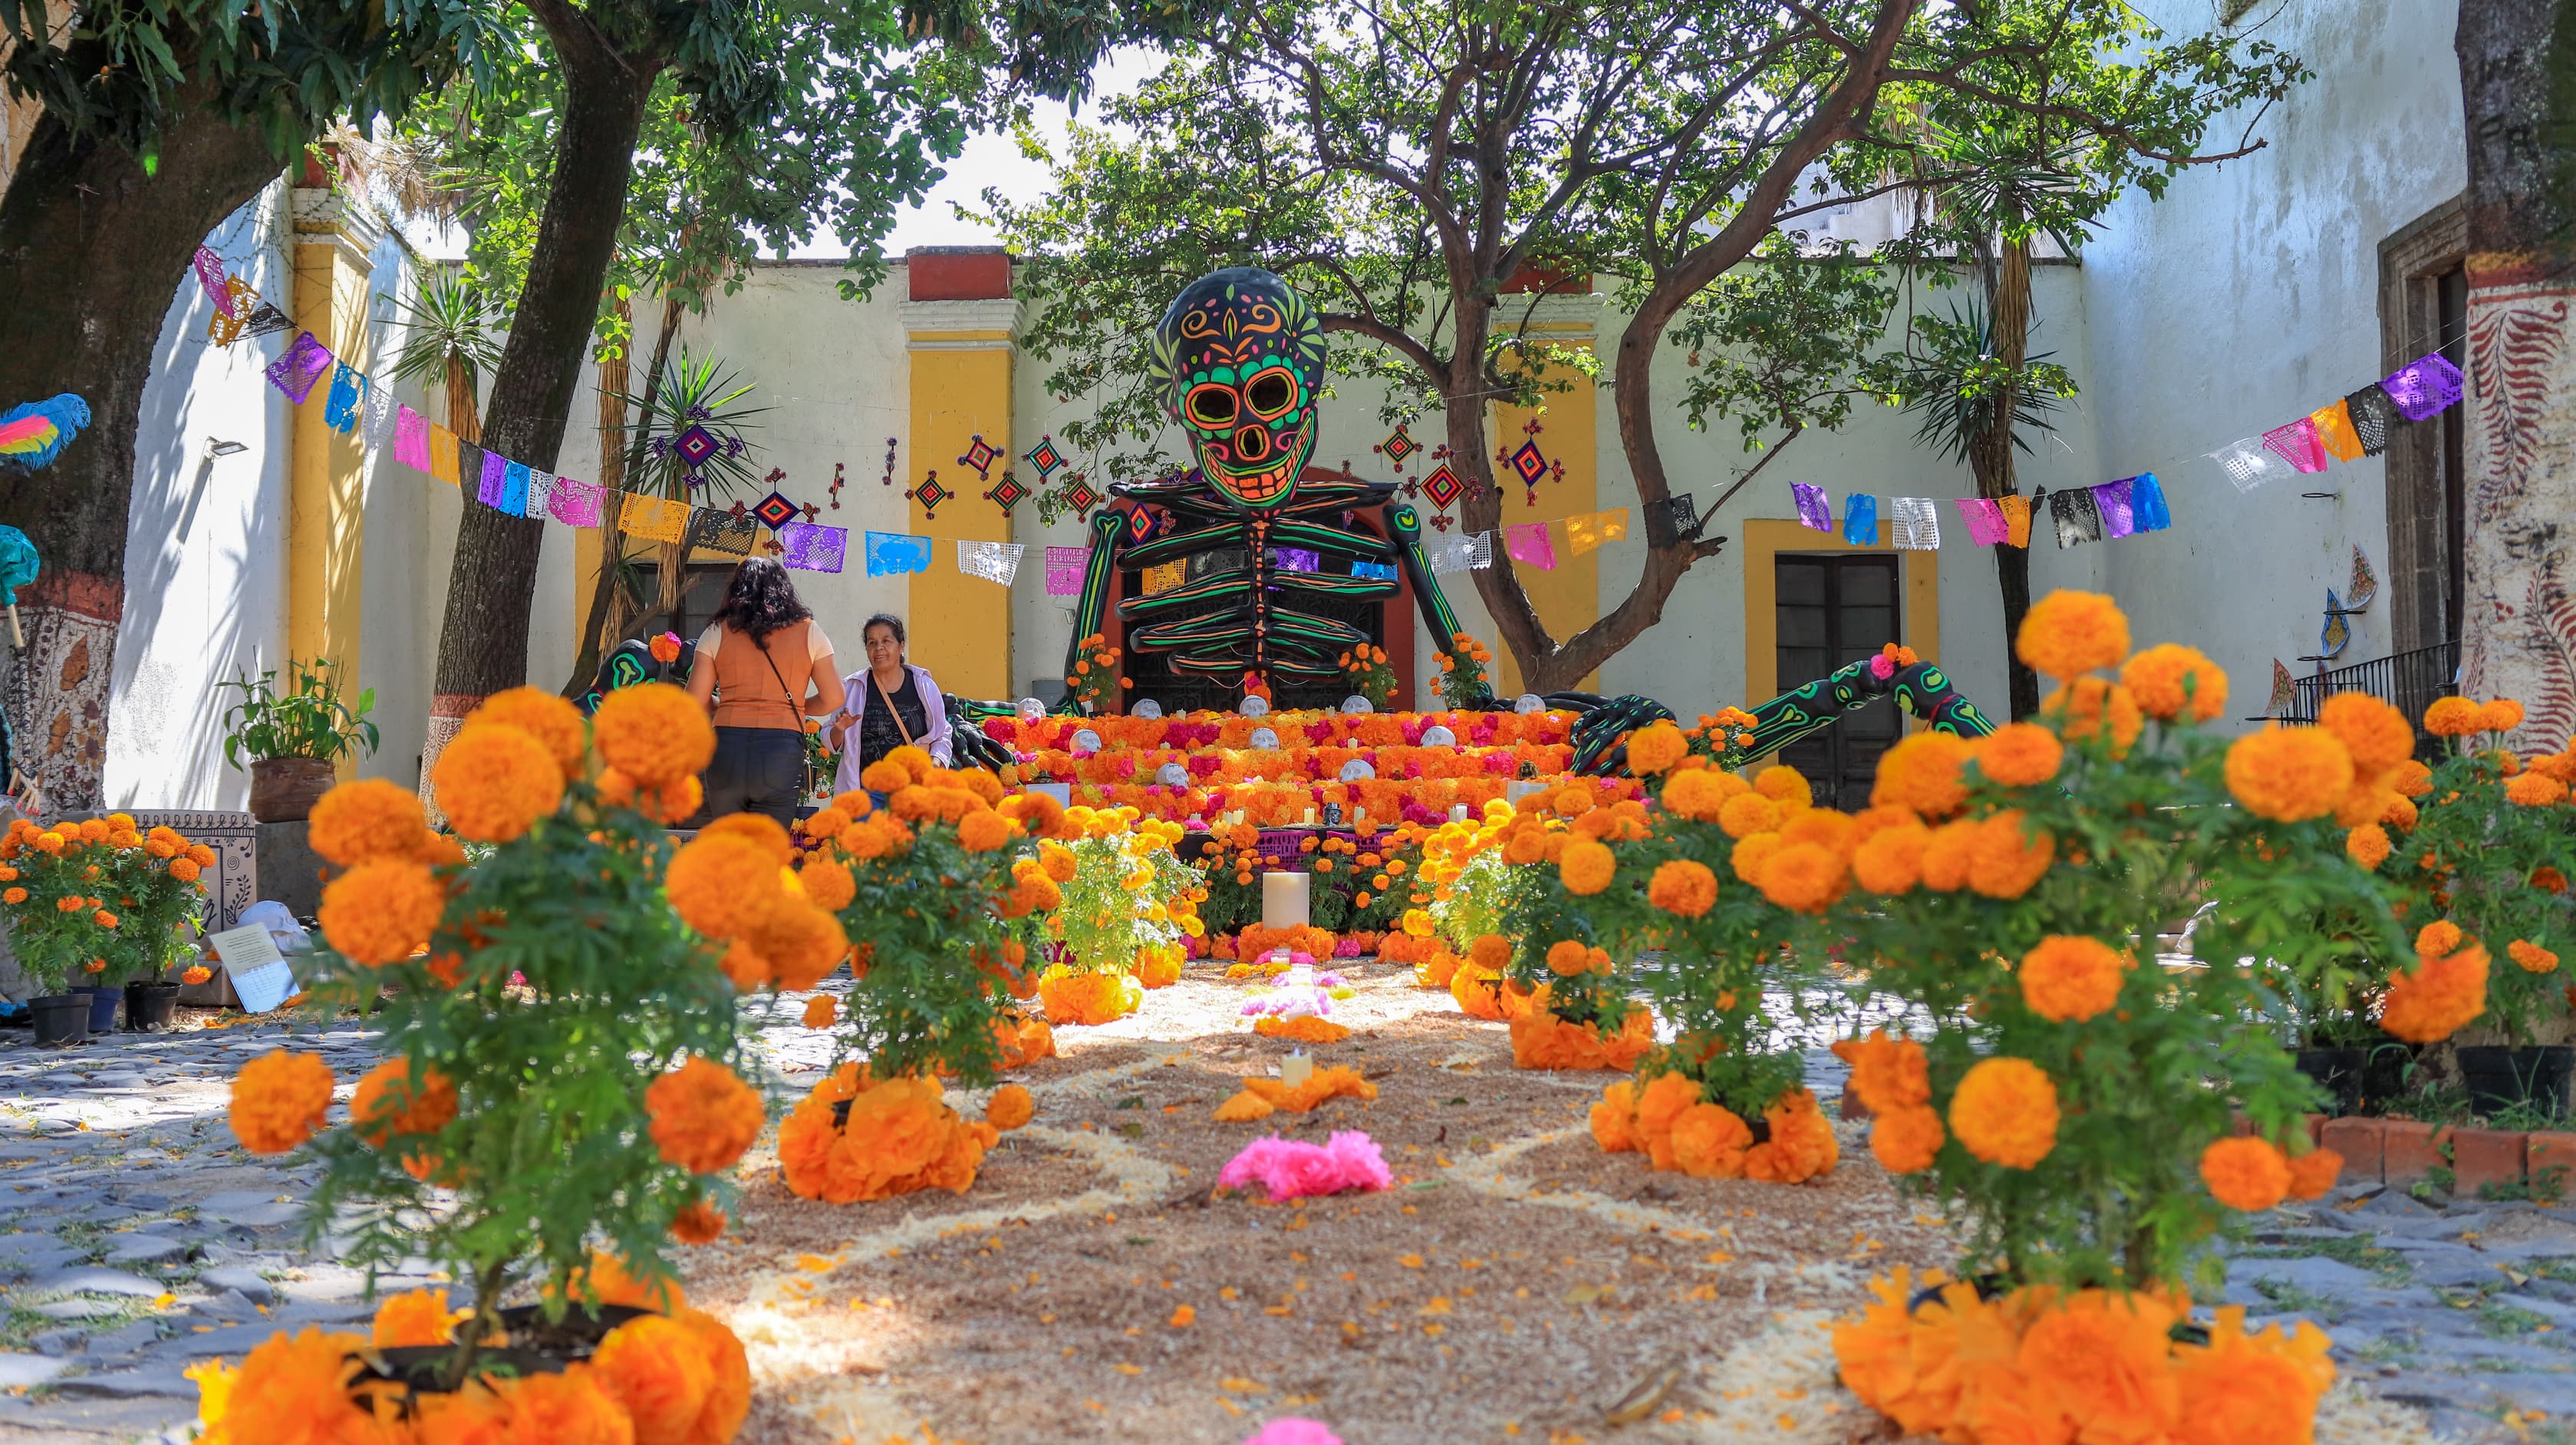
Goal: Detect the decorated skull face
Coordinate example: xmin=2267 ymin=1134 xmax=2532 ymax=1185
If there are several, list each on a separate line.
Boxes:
xmin=1149 ymin=267 xmax=1324 ymax=512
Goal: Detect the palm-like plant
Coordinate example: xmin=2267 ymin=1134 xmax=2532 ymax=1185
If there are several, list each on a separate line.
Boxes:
xmin=387 ymin=268 xmax=506 ymax=443
xmin=599 ymin=347 xmax=769 ymax=642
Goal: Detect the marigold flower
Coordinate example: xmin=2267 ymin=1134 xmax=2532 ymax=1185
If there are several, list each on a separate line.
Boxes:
xmin=987 ymin=1083 xmax=1034 ymax=1131
xmin=351 ymin=1059 xmax=457 ymax=1148
xmin=167 ymin=857 xmax=201 ymax=884
xmin=1757 ymin=841 xmax=1847 ymax=913
xmin=797 ymin=856 xmax=857 ymax=913
xmin=645 ymin=1057 xmax=766 ymax=1173
xmin=433 ymin=723 xmax=565 ymax=843
xmin=371 ymin=1287 xmax=464 ymax=1348
xmin=502 ymin=1361 xmax=638 ymax=1445
xmin=802 ymin=995 xmax=837 ymax=1029
xmin=1661 ymin=767 xmax=1743 ymax=823
xmin=1623 ymin=721 xmax=1690 ymax=775
xmin=668 ymin=1199 xmax=728 ymax=1245
xmin=319 ymin=858 xmax=443 ymax=966
xmin=2312 ymin=692 xmax=2415 ymax=772
xmin=1948 ymin=1057 xmax=2058 ymax=1168
xmin=1557 ymin=839 xmax=1616 ymax=895
xmin=2480 ymin=698 xmax=2526 ymax=734
xmin=1717 ymin=792 xmax=1781 ymax=839
xmin=1754 ymin=765 xmax=1810 ymax=809
xmin=664 ymin=833 xmax=786 ymax=940
xmin=1832 ymin=1031 xmax=1930 ymax=1114
xmin=592 ymin=1312 xmax=716 ymax=1445
xmin=2537 ymin=866 xmax=2571 ymax=894
xmin=1967 ymin=810 xmax=2054 ymax=899
xmin=2284 ymin=1147 xmax=2344 ymax=1201
xmin=1668 ymin=1101 xmax=1753 ymax=1179
xmin=229 ymin=1049 xmax=334 ymax=1155
xmin=2019 ymin=935 xmax=2128 ymax=1022
xmin=2344 ymin=822 xmax=2392 ymax=872
xmin=753 ymin=898 xmax=850 ymax=992
xmin=2169 ymin=1306 xmax=2336 ymax=1442
xmin=594 ymin=681 xmax=716 ymax=785
xmin=2381 ymin=928 xmax=2490 ymax=1042
xmin=2120 ymin=642 xmax=2228 ymax=722
xmin=1646 ymin=858 xmax=1718 ymax=918
xmin=1850 ymin=822 xmax=1931 ymax=895
xmin=2200 ymin=1136 xmax=2293 ymax=1211
xmin=2423 ymin=696 xmax=2483 ymax=736
xmin=308 ymin=778 xmax=431 ymax=867
xmin=2510 ymin=940 xmax=2560 ymax=975
xmin=2017 ymin=589 xmax=2131 ymax=680
xmin=2044 ymin=676 xmax=2144 ymax=757
xmin=1744 ymin=1091 xmax=1840 ymax=1183
xmin=2225 ymin=724 xmax=2356 ymax=822
xmin=1470 ymin=933 xmax=1512 ymax=972
xmin=957 ymin=808 xmax=1016 ymax=852
xmin=182 ymin=965 xmax=212 ymax=985
xmin=464 ymin=686 xmax=588 ymax=781
xmin=1869 ymin=1105 xmax=1944 ymax=1173
xmin=2507 ymin=771 xmax=2568 ymax=806
xmin=1729 ymin=831 xmax=1783 ymax=887
xmin=91 ymin=910 xmax=117 ymax=927
xmin=1872 ymin=732 xmax=1972 ymax=818
xmin=2016 ymin=1288 xmax=2181 ymax=1437
xmin=1976 ymin=722 xmax=2064 ymax=788
xmin=1543 ymin=940 xmax=1592 ymax=977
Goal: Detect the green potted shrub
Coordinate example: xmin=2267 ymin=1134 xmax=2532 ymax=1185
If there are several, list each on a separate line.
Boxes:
xmin=219 ymin=659 xmax=380 ymax=821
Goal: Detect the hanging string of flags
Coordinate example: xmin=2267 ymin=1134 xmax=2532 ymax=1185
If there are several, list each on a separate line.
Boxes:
xmin=2205 ymin=351 xmax=2462 ymax=489
xmin=1790 ymin=474 xmax=2172 ymax=551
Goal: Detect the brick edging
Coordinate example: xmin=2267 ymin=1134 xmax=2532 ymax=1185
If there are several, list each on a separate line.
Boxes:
xmin=2309 ymin=1114 xmax=2574 ymax=1198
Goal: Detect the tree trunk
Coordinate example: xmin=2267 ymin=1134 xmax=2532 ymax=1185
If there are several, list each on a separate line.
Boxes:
xmin=425 ymin=32 xmax=661 ymax=760
xmin=445 ymin=353 xmax=483 ymax=443
xmin=0 ymin=97 xmax=287 ymax=811
xmin=1972 ymin=234 xmax=2041 ymax=721
xmin=2456 ymin=0 xmax=2576 ymax=752
xmin=562 ymin=292 xmax=680 ymax=697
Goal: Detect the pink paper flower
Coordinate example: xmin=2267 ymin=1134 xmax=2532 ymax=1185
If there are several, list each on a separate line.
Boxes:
xmin=1242 ymin=1420 xmax=1342 ymax=1445
xmin=1218 ymin=1131 xmax=1394 ymax=1201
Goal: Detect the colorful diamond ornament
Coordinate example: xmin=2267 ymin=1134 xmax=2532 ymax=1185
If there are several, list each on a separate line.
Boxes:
xmin=751 ymin=491 xmax=802 ymax=529
xmin=674 ymin=424 xmax=720 ymax=469
xmin=957 ymin=434 xmax=1000 ymax=480
xmin=1418 ymin=465 xmax=1464 ymax=512
xmin=1024 ymin=436 xmax=1066 ymax=482
xmin=984 ymin=470 xmax=1029 ymax=518
xmin=909 ymin=470 xmax=953 ymax=521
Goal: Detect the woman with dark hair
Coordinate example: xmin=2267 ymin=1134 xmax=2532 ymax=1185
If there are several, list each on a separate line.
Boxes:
xmin=683 ymin=557 xmax=842 ymax=823
xmin=829 ymin=612 xmax=951 ymax=792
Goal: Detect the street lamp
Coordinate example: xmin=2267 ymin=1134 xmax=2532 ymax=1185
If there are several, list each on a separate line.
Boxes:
xmin=176 ymin=437 xmax=248 ymax=543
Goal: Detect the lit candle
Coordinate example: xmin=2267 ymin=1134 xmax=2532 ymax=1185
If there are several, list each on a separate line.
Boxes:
xmin=1262 ymin=871 xmax=1310 ymax=930
xmin=1280 ymin=1051 xmax=1314 ymax=1088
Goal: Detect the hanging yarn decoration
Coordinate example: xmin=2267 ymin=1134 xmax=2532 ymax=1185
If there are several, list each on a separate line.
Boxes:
xmin=0 ymin=394 xmax=91 ymax=472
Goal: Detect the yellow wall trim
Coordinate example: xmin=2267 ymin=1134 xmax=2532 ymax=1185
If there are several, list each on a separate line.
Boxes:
xmin=1740 ymin=518 xmax=1940 ymax=720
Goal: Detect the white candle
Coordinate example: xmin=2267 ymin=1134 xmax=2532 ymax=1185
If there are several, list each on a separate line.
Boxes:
xmin=1300 ymin=806 xmax=1316 ymax=826
xmin=1262 ymin=871 xmax=1310 ymax=930
xmin=1280 ymin=1052 xmax=1314 ymax=1088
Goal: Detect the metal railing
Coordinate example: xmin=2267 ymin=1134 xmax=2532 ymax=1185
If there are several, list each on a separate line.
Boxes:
xmin=2284 ymin=640 xmax=2459 ymax=759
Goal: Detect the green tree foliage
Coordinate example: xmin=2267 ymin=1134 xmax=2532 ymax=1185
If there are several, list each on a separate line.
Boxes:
xmin=987 ymin=0 xmax=2305 ymax=695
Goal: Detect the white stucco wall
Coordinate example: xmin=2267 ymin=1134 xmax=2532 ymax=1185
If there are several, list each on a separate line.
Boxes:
xmin=2082 ymin=2 xmax=2466 ymax=724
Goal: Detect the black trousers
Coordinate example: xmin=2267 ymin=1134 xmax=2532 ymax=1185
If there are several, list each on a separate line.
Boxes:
xmin=692 ymin=726 xmax=805 ymax=826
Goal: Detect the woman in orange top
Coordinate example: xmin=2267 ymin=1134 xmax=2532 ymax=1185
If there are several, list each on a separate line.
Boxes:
xmin=683 ymin=558 xmax=842 ymax=824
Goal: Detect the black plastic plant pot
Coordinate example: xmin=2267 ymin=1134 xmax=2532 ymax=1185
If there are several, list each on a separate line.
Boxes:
xmin=69 ymin=985 xmax=120 ymax=1033
xmin=2294 ymin=1048 xmax=2365 ymax=1116
xmin=2457 ymin=1045 xmax=2576 ymax=1119
xmin=30 ymin=995 xmax=88 ymax=1045
xmin=124 ymin=981 xmax=180 ymax=1032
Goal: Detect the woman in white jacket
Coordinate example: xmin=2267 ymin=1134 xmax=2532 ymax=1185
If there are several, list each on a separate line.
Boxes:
xmin=828 ymin=613 xmax=952 ymax=794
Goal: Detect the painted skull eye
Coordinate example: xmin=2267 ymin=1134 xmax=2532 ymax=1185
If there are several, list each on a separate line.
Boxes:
xmin=1244 ymin=370 xmax=1295 ymax=420
xmin=1187 ymin=384 xmax=1239 ymax=427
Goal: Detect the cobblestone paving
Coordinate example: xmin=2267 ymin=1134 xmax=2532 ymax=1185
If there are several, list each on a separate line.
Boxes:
xmin=0 ymin=1001 xmax=2554 ymax=1443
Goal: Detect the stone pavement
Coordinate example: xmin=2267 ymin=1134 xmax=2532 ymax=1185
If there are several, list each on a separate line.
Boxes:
xmin=0 ymin=996 xmax=2556 ymax=1443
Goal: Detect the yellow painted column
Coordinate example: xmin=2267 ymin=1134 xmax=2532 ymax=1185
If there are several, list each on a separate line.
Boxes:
xmin=1488 ymin=292 xmax=1602 ymax=693
xmin=285 ymin=185 xmax=380 ymax=778
xmin=898 ymin=297 xmax=1020 ymax=702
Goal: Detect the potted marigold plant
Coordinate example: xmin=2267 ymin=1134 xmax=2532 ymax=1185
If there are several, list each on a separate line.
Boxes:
xmin=1023 ymin=795 xmax=1194 ymax=1025
xmin=756 ymin=746 xmax=1076 ymax=1204
xmin=2369 ymin=694 xmax=2576 ymax=1115
xmin=1823 ymin=591 xmax=2403 ymax=1445
xmin=0 ymin=815 xmax=215 ymax=1035
xmin=202 ymin=683 xmax=756 ymax=1440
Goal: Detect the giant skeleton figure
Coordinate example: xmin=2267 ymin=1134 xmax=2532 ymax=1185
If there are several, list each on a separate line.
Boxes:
xmin=945 ymin=266 xmax=1995 ymax=776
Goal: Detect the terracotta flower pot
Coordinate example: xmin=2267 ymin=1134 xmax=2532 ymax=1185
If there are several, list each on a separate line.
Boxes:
xmin=249 ymin=756 xmax=338 ymax=822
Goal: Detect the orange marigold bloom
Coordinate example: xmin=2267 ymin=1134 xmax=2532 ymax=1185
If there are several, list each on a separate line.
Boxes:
xmin=1590 ymin=1079 xmax=1642 ymax=1154
xmin=1831 ymin=1030 xmax=1930 ymax=1113
xmin=2317 ymin=692 xmax=2416 ymax=770
xmin=1668 ymin=1101 xmax=1753 ymax=1179
xmin=371 ymin=1287 xmax=463 ymax=1348
xmin=797 ymin=856 xmax=856 ymax=913
xmin=1631 ymin=1071 xmax=1703 ymax=1171
xmin=500 ymin=1362 xmax=636 ymax=1445
xmin=2285 ymin=1147 xmax=2344 ymax=1201
xmin=319 ymin=858 xmax=443 ymax=967
xmin=167 ymin=857 xmax=201 ymax=884
xmin=1976 ymin=722 xmax=2064 ymax=788
xmin=1625 ymin=721 xmax=1689 ymax=773
xmin=465 ymin=686 xmax=589 ymax=780
xmin=1919 ymin=818 xmax=1980 ymax=892
xmin=2224 ymin=724 xmax=2355 ymax=823
xmin=594 ymin=682 xmax=716 ymax=786
xmin=2380 ymin=928 xmax=2491 ymax=1043
xmin=1717 ymin=791 xmax=1782 ymax=839
xmin=1557 ymin=839 xmax=1616 ymax=896
xmin=664 ymin=833 xmax=786 ymax=941
xmin=591 ymin=1312 xmax=715 ymax=1445
xmin=670 ymin=1200 xmax=728 ymax=1244
xmin=1661 ymin=767 xmax=1743 ymax=823
xmin=2424 ymin=696 xmax=2483 ymax=736
xmin=2480 ymin=698 xmax=2527 ymax=734
xmin=1757 ymin=840 xmax=1847 ymax=913
xmin=1967 ymin=810 xmax=2054 ymax=899
xmin=2018 ymin=589 xmax=2131 ymax=680
xmin=2345 ymin=823 xmax=2392 ymax=871
xmin=2120 ymin=642 xmax=2228 ymax=722
xmin=1871 ymin=732 xmax=1972 ymax=818
xmin=957 ymin=808 xmax=1016 ymax=852
xmin=1948 ymin=1057 xmax=2059 ymax=1169
xmin=1645 ymin=858 xmax=1719 ymax=918
xmin=2506 ymin=771 xmax=2568 ymax=805
xmin=645 ymin=1057 xmax=766 ymax=1174
xmin=802 ymin=995 xmax=837 ymax=1029
xmin=2509 ymin=940 xmax=2560 ymax=975
xmin=432 ymin=723 xmax=565 ymax=843
xmin=1754 ymin=764 xmax=1811 ymax=809
xmin=1743 ymin=1090 xmax=1839 ymax=1183
xmin=2044 ymin=676 xmax=2144 ymax=757
xmin=2019 ymin=934 xmax=2128 ymax=1022
xmin=351 ymin=1059 xmax=456 ymax=1147
xmin=2200 ymin=1136 xmax=2293 ymax=1212
xmin=2170 ymin=1306 xmax=2336 ymax=1441
xmin=987 ymin=1083 xmax=1034 ymax=1131
xmin=229 ymin=1049 xmax=334 ymax=1155
xmin=308 ymin=778 xmax=431 ymax=867
xmin=1469 ymin=933 xmax=1513 ymax=972
xmin=753 ymin=898 xmax=849 ymax=992
xmin=2016 ymin=1288 xmax=2180 ymax=1438
xmin=2537 ymin=866 xmax=2571 ymax=894
xmin=1850 ymin=821 xmax=1932 ymax=895
xmin=1869 ymin=1105 xmax=1943 ymax=1174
